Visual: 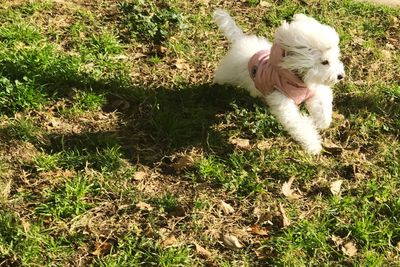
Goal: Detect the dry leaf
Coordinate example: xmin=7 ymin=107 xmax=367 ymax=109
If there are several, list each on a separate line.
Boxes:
xmin=136 ymin=201 xmax=153 ymax=211
xmin=229 ymin=137 xmax=251 ymax=149
xmin=342 ymin=241 xmax=357 ymax=257
xmin=172 ymin=155 xmax=195 ymax=172
xmin=21 ymin=219 xmax=30 ymax=233
xmin=247 ymin=225 xmax=269 ymax=236
xmin=331 ymin=235 xmax=344 ymax=247
xmin=330 ymin=180 xmax=343 ymax=196
xmin=281 ymin=177 xmax=301 ymax=200
xmin=113 ymin=54 xmax=128 ymax=60
xmin=221 ymin=234 xmax=243 ymax=250
xmin=0 ymin=180 xmax=11 ymax=200
xmin=323 ymin=140 xmax=343 ymax=154
xmin=381 ymin=49 xmax=391 ymax=59
xmin=162 ymin=235 xmax=177 ymax=247
xmin=256 ymin=140 xmax=271 ymax=150
xmin=279 ymin=203 xmax=291 ymax=227
xmin=194 ymin=242 xmax=212 ymax=259
xmin=133 ymin=171 xmax=147 ymax=181
xmin=219 ymin=200 xmax=235 ymax=215
xmin=91 ymin=241 xmax=112 ymax=256
xmin=259 ymin=1 xmax=272 ymax=7
xmin=396 ymin=241 xmax=400 ymax=251
xmin=174 ymin=58 xmax=190 ymax=70
xmin=156 ymin=45 xmax=167 ymax=54
xmin=133 ymin=52 xmax=146 ymax=59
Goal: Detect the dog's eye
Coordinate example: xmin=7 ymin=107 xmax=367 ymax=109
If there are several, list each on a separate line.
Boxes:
xmin=321 ymin=60 xmax=329 ymax=65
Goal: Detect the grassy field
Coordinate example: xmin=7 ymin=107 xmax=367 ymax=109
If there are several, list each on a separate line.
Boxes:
xmin=0 ymin=0 xmax=399 ymax=266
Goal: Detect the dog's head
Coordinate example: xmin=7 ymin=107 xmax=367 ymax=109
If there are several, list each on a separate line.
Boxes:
xmin=274 ymin=14 xmax=345 ymax=86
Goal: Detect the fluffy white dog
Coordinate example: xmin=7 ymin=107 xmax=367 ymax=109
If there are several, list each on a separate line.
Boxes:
xmin=213 ymin=10 xmax=345 ymax=154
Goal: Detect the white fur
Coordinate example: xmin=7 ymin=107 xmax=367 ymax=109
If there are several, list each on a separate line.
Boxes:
xmin=213 ymin=10 xmax=345 ymax=154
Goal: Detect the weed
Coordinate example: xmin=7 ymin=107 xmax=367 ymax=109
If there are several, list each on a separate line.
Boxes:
xmin=35 ymin=175 xmax=95 ymax=219
xmin=118 ymin=0 xmax=184 ymax=44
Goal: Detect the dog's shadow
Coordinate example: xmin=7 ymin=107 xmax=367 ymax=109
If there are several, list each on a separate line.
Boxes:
xmin=41 ymin=83 xmax=250 ymax=170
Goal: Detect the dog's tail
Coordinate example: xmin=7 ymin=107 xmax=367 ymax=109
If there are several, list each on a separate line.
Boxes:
xmin=213 ymin=9 xmax=244 ymax=43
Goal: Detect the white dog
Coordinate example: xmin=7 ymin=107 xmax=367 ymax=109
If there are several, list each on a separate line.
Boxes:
xmin=213 ymin=10 xmax=345 ymax=154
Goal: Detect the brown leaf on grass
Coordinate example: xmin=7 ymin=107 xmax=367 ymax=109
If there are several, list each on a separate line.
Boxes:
xmin=281 ymin=177 xmax=302 ymax=200
xmin=221 ymin=234 xmax=243 ymax=250
xmin=91 ymin=241 xmax=112 ymax=256
xmin=259 ymin=1 xmax=272 ymax=7
xmin=162 ymin=235 xmax=177 ymax=247
xmin=174 ymin=58 xmax=190 ymax=70
xmin=279 ymin=203 xmax=291 ymax=227
xmin=229 ymin=137 xmax=251 ymax=149
xmin=331 ymin=235 xmax=344 ymax=247
xmin=21 ymin=219 xmax=30 ymax=233
xmin=133 ymin=171 xmax=147 ymax=181
xmin=342 ymin=241 xmax=358 ymax=257
xmin=193 ymin=242 xmax=212 ymax=259
xmin=172 ymin=155 xmax=195 ymax=172
xmin=247 ymin=225 xmax=269 ymax=236
xmin=330 ymin=180 xmax=343 ymax=196
xmin=133 ymin=52 xmax=146 ymax=59
xmin=256 ymin=140 xmax=272 ymax=150
xmin=219 ymin=200 xmax=235 ymax=215
xmin=136 ymin=201 xmax=153 ymax=211
xmin=0 ymin=179 xmax=11 ymax=201
xmin=323 ymin=140 xmax=343 ymax=155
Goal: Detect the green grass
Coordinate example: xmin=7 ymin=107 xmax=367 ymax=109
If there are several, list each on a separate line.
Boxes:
xmin=0 ymin=0 xmax=399 ymax=266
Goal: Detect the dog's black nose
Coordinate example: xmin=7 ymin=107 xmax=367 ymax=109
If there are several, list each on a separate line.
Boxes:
xmin=337 ymin=74 xmax=344 ymax=80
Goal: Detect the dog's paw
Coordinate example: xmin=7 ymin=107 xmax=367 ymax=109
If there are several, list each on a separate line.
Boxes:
xmin=305 ymin=142 xmax=322 ymax=155
xmin=314 ymin=117 xmax=331 ymax=130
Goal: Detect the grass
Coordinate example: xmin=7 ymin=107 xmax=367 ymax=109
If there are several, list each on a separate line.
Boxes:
xmin=0 ymin=0 xmax=399 ymax=266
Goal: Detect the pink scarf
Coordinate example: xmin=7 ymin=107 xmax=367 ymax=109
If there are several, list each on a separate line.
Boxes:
xmin=248 ymin=44 xmax=314 ymax=105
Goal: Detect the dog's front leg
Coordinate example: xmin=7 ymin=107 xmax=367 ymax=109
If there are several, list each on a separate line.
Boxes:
xmin=305 ymin=86 xmax=333 ymax=130
xmin=266 ymin=91 xmax=322 ymax=154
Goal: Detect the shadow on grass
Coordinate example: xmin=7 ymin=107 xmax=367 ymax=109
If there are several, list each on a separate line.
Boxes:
xmin=40 ymin=83 xmax=246 ymax=169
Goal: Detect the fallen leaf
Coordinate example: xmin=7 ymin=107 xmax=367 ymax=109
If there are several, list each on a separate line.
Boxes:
xmin=342 ymin=241 xmax=357 ymax=257
xmin=247 ymin=225 xmax=269 ymax=236
xmin=48 ymin=118 xmax=62 ymax=128
xmin=330 ymin=180 xmax=343 ymax=196
xmin=136 ymin=201 xmax=153 ymax=211
xmin=331 ymin=235 xmax=344 ymax=247
xmin=381 ymin=49 xmax=391 ymax=59
xmin=256 ymin=140 xmax=272 ymax=150
xmin=133 ymin=171 xmax=147 ymax=181
xmin=396 ymin=241 xmax=400 ymax=251
xmin=219 ymin=200 xmax=235 ymax=215
xmin=259 ymin=1 xmax=272 ymax=7
xmin=92 ymin=241 xmax=112 ymax=256
xmin=229 ymin=137 xmax=251 ymax=149
xmin=133 ymin=52 xmax=146 ymax=59
xmin=281 ymin=177 xmax=302 ymax=200
xmin=221 ymin=234 xmax=243 ymax=250
xmin=174 ymin=58 xmax=190 ymax=70
xmin=194 ymin=242 xmax=212 ymax=259
xmin=323 ymin=140 xmax=343 ymax=155
xmin=155 ymin=45 xmax=167 ymax=54
xmin=279 ymin=203 xmax=291 ymax=227
xmin=172 ymin=155 xmax=195 ymax=172
xmin=0 ymin=180 xmax=11 ymax=200
xmin=113 ymin=54 xmax=128 ymax=60
xmin=162 ymin=235 xmax=177 ymax=247
xmin=21 ymin=219 xmax=30 ymax=233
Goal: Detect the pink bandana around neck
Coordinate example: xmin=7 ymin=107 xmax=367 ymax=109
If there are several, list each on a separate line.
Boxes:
xmin=248 ymin=43 xmax=314 ymax=105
